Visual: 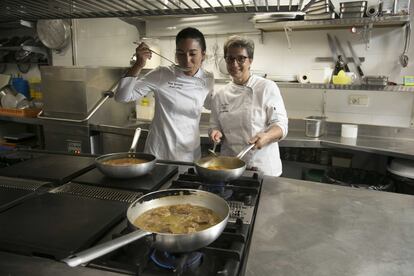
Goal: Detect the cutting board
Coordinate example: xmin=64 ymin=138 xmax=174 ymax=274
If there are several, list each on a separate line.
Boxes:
xmin=0 ymin=192 xmax=128 ymax=260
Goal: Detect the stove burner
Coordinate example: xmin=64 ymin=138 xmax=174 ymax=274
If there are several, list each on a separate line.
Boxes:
xmin=150 ymin=249 xmax=203 ymax=273
xmin=201 ymin=182 xmax=233 ymax=199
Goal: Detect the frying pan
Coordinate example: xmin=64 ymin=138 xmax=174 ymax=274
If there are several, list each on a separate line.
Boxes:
xmin=62 ymin=189 xmax=230 ymax=267
xmin=95 ymin=127 xmax=156 ymax=179
xmin=195 ymin=144 xmax=255 ymax=182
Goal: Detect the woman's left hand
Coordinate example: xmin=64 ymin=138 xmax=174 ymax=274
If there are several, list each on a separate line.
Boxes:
xmin=249 ymin=125 xmax=283 ymax=149
xmin=248 ymin=132 xmax=272 ymax=149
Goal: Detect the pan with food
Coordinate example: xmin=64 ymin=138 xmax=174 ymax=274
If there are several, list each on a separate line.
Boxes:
xmin=62 ymin=189 xmax=229 ymax=267
xmin=195 ymin=144 xmax=255 ymax=182
xmin=95 ymin=127 xmax=156 ymax=178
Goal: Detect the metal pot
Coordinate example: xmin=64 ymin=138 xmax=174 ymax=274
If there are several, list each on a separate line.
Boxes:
xmin=62 ymin=189 xmax=230 ymax=267
xmin=95 ymin=128 xmax=156 ymax=178
xmin=304 ymin=116 xmax=326 ymax=138
xmin=195 ymin=144 xmax=254 ymax=182
xmin=37 ymin=19 xmax=71 ymax=50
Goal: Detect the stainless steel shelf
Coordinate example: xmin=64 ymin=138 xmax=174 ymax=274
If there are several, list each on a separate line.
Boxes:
xmin=0 ymin=0 xmax=301 ymax=22
xmin=254 ymin=15 xmax=410 ymax=31
xmin=278 ymin=82 xmax=414 ymax=92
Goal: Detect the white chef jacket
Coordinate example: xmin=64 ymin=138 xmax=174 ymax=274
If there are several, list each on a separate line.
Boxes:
xmin=210 ymin=74 xmax=288 ymax=176
xmin=116 ymin=65 xmax=214 ymax=161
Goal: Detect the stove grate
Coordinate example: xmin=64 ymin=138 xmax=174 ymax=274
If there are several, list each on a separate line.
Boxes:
xmin=0 ymin=176 xmax=50 ymax=191
xmin=51 ymin=182 xmax=142 ymax=203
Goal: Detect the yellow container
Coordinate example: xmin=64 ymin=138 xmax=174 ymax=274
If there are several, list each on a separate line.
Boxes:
xmin=332 ymin=70 xmax=352 ymax=85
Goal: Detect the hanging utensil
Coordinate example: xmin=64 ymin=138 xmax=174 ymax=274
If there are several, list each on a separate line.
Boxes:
xmin=333 ymin=36 xmax=350 ymax=72
xmin=36 ymin=19 xmax=71 ymax=50
xmin=347 ymin=41 xmax=364 ymax=78
xmin=327 ymin=34 xmax=339 ymax=66
xmin=399 ymin=22 xmax=410 ymax=68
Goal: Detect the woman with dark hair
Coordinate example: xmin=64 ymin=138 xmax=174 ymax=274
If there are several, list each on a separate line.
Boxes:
xmin=209 ymin=35 xmax=288 ymax=176
xmin=116 ymin=27 xmax=214 ymax=162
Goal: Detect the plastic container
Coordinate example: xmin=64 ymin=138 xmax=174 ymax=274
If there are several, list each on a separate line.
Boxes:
xmin=11 ymin=77 xmax=30 ymax=98
xmin=341 ymin=124 xmax=358 ymax=138
xmin=136 ymin=94 xmax=155 ymax=121
xmin=304 ymin=116 xmax=326 ymax=137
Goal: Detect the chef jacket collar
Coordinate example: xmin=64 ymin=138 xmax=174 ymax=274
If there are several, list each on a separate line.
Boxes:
xmin=230 ymin=73 xmax=255 ymax=93
xmin=173 ymin=65 xmax=204 ymax=79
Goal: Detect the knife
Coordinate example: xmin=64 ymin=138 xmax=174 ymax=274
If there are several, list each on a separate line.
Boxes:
xmin=334 ymin=36 xmax=350 ymax=72
xmin=297 ymin=0 xmax=304 ymax=10
xmin=327 ymin=34 xmax=338 ymax=65
xmin=347 ymin=41 xmax=364 ymax=77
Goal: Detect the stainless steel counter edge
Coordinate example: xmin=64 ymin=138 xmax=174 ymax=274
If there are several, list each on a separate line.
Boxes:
xmin=245 ymin=176 xmax=414 ymax=276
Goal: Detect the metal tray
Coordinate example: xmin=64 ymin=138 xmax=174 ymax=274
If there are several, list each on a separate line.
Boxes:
xmin=305 ymin=12 xmax=336 ymax=20
xmin=340 ymin=12 xmax=365 ymax=18
xmin=339 ymin=1 xmax=368 ymax=8
xmin=340 ymin=1 xmax=367 ymax=8
xmin=306 ymin=5 xmax=333 ymax=14
xmin=340 ymin=6 xmax=367 ymax=12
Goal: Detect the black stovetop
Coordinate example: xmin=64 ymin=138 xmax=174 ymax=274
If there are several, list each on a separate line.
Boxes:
xmin=72 ymin=165 xmax=178 ymax=193
xmin=86 ymin=168 xmax=263 ymax=276
xmin=0 ymin=153 xmax=95 ymax=184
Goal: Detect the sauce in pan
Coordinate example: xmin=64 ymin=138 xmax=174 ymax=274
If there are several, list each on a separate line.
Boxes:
xmin=207 ymin=165 xmax=228 ymax=170
xmin=103 ymin=158 xmax=147 ymax=166
xmin=133 ymin=204 xmax=222 ymax=234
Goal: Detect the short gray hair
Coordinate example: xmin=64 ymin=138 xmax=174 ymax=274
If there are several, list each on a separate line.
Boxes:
xmin=223 ymin=35 xmax=255 ymax=59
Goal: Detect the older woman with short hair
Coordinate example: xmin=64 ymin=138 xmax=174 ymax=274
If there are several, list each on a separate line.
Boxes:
xmin=209 ymin=35 xmax=288 ymax=176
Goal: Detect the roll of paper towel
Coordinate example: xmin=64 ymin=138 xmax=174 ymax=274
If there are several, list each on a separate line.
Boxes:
xmin=297 ymin=73 xmax=310 ymax=84
xmin=341 ymin=124 xmax=358 ymax=138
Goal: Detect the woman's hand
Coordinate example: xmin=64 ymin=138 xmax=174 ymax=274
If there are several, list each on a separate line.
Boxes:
xmin=249 ymin=132 xmax=272 ymax=149
xmin=249 ymin=125 xmax=283 ymax=149
xmin=134 ymin=42 xmax=152 ymax=67
xmin=127 ymin=42 xmax=152 ymax=77
xmin=210 ymin=129 xmax=223 ymax=143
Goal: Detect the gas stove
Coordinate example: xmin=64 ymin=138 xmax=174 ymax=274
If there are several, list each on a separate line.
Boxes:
xmin=85 ymin=168 xmax=263 ymax=276
xmin=0 ymin=151 xmax=263 ymax=276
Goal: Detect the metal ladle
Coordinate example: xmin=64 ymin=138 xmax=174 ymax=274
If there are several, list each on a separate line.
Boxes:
xmin=132 ymin=42 xmax=190 ymax=72
xmin=208 ymin=142 xmax=218 ymax=156
xmin=400 ymin=23 xmax=411 ymax=68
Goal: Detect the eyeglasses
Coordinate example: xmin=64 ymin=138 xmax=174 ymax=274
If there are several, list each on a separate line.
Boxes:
xmin=224 ymin=55 xmax=249 ymax=65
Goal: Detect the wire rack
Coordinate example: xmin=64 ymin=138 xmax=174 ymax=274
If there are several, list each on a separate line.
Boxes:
xmin=0 ymin=0 xmax=301 ymax=22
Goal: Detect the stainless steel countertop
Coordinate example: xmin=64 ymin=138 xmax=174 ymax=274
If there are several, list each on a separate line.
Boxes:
xmin=281 ymin=131 xmax=414 ymax=160
xmin=246 ymin=176 xmax=414 ymax=276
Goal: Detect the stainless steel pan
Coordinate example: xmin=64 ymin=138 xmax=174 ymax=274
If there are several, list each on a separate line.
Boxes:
xmin=195 ymin=144 xmax=254 ymax=182
xmin=62 ymin=189 xmax=229 ymax=267
xmin=95 ymin=127 xmax=156 ymax=178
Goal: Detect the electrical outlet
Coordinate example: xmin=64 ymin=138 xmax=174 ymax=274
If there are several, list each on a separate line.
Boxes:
xmin=348 ymin=95 xmax=369 ymax=106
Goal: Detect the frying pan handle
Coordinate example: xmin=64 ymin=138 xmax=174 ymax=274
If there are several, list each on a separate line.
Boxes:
xmin=62 ymin=229 xmax=152 ymax=267
xmin=236 ymin=144 xmax=255 ymax=159
xmin=129 ymin=127 xmax=142 ymax=153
